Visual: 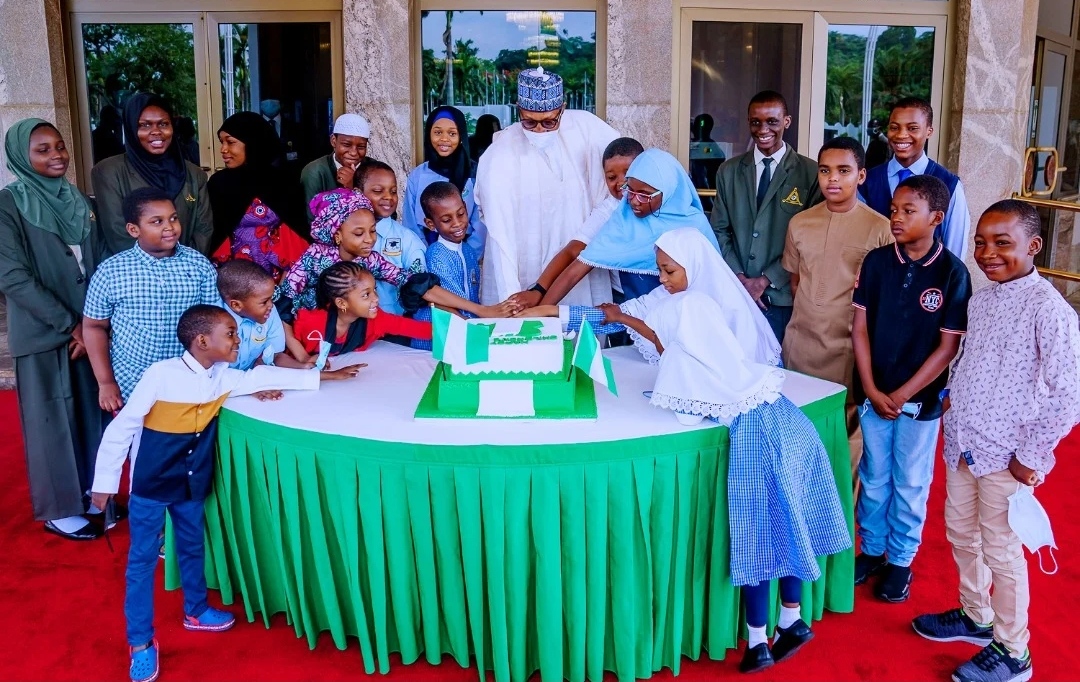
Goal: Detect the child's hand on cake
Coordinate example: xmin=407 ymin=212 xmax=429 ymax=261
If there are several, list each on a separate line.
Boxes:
xmin=514 ymin=305 xmax=559 ymax=318
xmin=478 ymin=300 xmax=520 ymax=318
xmin=321 ymin=363 xmax=366 ymax=381
xmin=597 ymin=303 xmax=625 ymax=324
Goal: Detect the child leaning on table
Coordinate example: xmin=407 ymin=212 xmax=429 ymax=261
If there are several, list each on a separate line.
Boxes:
xmin=913 ymin=200 xmax=1080 ymax=682
xmin=89 ymin=304 xmax=361 ymax=682
xmin=216 ymin=259 xmax=310 ymax=371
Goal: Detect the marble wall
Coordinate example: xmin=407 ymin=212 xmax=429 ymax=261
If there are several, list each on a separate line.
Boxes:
xmin=342 ymin=0 xmax=414 ymax=199
xmin=605 ymin=0 xmax=672 ymax=150
xmin=0 ymin=0 xmax=72 ymax=187
xmin=948 ymin=0 xmax=1040 ymax=286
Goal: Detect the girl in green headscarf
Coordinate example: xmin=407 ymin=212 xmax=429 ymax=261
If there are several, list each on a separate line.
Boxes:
xmin=0 ymin=118 xmax=110 ymax=540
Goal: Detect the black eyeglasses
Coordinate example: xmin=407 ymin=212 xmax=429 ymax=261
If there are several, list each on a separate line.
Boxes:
xmin=520 ymin=111 xmax=563 ymax=131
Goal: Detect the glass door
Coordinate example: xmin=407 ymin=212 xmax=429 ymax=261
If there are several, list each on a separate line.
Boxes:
xmin=1027 ymin=39 xmax=1072 ymax=270
xmin=675 ymin=8 xmax=949 ymax=197
xmin=69 ymin=10 xmax=343 ymax=193
xmin=69 ymin=12 xmax=212 ymax=183
xmin=206 ymin=11 xmax=344 ymax=183
xmin=676 ymin=10 xmax=815 ymax=205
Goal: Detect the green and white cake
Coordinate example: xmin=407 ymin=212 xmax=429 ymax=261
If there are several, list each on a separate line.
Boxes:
xmin=414 ymin=313 xmax=612 ymax=420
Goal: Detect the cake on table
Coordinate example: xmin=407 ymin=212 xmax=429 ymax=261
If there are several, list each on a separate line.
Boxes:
xmin=414 ymin=313 xmax=614 ymax=420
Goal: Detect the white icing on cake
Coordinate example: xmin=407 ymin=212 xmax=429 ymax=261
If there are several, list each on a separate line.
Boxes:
xmin=449 ymin=318 xmax=564 ymax=376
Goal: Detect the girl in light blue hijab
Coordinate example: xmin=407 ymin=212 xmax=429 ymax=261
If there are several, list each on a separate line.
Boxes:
xmin=576 ymin=148 xmax=720 ymax=298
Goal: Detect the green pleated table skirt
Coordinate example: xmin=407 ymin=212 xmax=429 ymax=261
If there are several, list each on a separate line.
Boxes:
xmin=167 ymin=389 xmax=853 ymax=681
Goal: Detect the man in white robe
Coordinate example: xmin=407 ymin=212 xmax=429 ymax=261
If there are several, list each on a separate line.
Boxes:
xmin=475 ymin=67 xmax=618 ymax=306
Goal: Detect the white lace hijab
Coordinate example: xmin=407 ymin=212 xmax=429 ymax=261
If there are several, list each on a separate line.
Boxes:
xmin=645 ymin=291 xmax=785 ymax=422
xmin=654 ymin=228 xmax=782 ymax=366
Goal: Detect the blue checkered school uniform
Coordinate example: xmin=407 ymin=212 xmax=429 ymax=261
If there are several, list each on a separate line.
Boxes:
xmin=413 ymin=239 xmax=482 ymax=350
xmin=83 ymin=244 xmax=219 ymax=400
xmin=727 ymin=394 xmax=851 ymax=586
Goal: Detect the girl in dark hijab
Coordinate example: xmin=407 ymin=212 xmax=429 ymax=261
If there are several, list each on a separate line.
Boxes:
xmin=207 ymin=111 xmax=308 ymax=274
xmin=402 ymin=106 xmax=485 ymax=251
xmin=90 ymin=93 xmax=213 ymax=256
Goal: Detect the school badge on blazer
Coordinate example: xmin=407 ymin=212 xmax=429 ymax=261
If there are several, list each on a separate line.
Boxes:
xmin=186 ymin=194 xmax=196 ymax=203
xmin=782 ymin=187 xmax=803 ymax=206
xmin=383 ymin=238 xmax=402 ymax=257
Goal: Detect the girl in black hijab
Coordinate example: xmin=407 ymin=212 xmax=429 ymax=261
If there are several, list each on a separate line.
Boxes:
xmin=207 ymin=111 xmax=307 ymax=251
xmin=402 ymin=106 xmax=485 ymax=251
xmin=90 ymin=93 xmax=213 ymax=255
xmin=469 ymin=113 xmax=501 ymax=160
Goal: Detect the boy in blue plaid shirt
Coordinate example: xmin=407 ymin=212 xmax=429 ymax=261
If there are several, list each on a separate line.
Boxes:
xmin=84 ymin=187 xmax=219 ymax=412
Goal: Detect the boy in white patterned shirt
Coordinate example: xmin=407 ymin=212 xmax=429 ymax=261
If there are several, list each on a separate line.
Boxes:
xmin=913 ymin=200 xmax=1080 ymax=682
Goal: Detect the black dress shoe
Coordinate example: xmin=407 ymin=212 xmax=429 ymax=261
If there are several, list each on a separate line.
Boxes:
xmin=739 ymin=642 xmax=775 ymax=674
xmin=44 ymin=520 xmax=103 ymax=541
xmin=875 ymin=563 xmax=912 ymax=603
xmin=771 ymin=619 xmax=814 ymax=662
xmin=84 ymin=503 xmax=128 ymax=529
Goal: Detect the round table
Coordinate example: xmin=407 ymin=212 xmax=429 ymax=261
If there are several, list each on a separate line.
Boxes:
xmin=167 ymin=343 xmax=854 ymax=682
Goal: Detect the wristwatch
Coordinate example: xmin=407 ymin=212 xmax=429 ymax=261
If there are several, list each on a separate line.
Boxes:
xmin=528 ymin=282 xmax=547 ymax=296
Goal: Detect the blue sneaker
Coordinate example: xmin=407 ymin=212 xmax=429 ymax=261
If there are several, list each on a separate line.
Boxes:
xmin=129 ymin=639 xmax=159 ymax=682
xmin=913 ymin=608 xmax=994 ymax=645
xmin=952 ymin=642 xmax=1033 ymax=682
xmin=183 ymin=606 xmax=235 ymax=632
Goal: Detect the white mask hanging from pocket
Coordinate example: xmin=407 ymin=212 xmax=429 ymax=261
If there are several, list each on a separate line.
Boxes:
xmin=1007 ymin=483 xmax=1058 ymax=575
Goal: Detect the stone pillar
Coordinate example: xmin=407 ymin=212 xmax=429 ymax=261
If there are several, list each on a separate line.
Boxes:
xmin=605 ymin=0 xmax=672 ymax=150
xmin=0 ymin=0 xmax=73 ymax=187
xmin=947 ymin=0 xmax=1040 ymax=283
xmin=342 ymin=0 xmax=414 ymax=194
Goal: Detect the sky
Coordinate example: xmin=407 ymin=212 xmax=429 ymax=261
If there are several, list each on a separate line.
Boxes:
xmin=421 ymin=11 xmax=597 ymax=61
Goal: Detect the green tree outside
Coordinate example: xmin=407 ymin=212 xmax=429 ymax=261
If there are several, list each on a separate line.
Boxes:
xmin=82 ymin=23 xmax=198 ymax=126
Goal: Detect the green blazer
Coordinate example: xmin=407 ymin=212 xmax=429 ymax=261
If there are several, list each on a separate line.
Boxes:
xmin=91 ymin=154 xmax=213 ymax=257
xmin=0 ymin=188 xmax=105 ymax=357
xmin=300 ymin=154 xmax=338 ymax=222
xmin=710 ymin=148 xmax=822 ymax=307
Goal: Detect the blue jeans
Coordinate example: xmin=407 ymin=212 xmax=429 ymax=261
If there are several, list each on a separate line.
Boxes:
xmin=856 ymin=399 xmax=939 ymax=567
xmin=125 ymin=494 xmax=209 ymax=646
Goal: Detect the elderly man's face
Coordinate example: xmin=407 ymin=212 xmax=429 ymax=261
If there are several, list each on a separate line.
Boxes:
xmin=518 ymin=105 xmax=564 ymax=133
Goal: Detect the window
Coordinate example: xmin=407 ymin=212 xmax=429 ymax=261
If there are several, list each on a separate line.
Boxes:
xmin=419 ymin=10 xmax=597 ymax=135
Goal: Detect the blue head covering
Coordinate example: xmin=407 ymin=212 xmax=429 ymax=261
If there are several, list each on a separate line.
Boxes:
xmin=578 ymin=148 xmax=719 ymax=274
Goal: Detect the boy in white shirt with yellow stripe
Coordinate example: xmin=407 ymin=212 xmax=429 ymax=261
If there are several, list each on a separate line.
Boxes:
xmin=90 ymin=304 xmax=361 ymax=682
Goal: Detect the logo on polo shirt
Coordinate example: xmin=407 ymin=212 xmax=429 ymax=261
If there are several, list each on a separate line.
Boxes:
xmin=383 ymin=238 xmax=402 ymax=257
xmin=920 ymin=288 xmax=944 ymax=312
xmin=782 ymin=188 xmax=803 ymax=206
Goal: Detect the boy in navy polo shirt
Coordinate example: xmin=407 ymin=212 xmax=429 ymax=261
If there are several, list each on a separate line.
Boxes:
xmin=851 ymin=175 xmax=972 ymax=602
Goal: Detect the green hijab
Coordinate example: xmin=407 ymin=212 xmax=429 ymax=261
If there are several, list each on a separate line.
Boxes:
xmin=3 ymin=118 xmax=91 ymax=245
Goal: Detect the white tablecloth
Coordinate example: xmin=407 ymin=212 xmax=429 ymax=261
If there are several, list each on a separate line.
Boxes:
xmin=224 ymin=343 xmax=844 ymax=447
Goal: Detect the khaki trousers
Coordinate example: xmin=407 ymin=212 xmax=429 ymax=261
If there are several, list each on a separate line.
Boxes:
xmin=944 ymin=461 xmax=1030 ymax=657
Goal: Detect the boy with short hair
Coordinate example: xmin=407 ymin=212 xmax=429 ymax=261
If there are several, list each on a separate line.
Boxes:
xmin=418 ymin=181 xmax=483 ymax=318
xmin=90 ymin=304 xmax=360 ymax=682
xmin=851 ymin=174 xmax=972 ymax=602
xmin=300 ymin=113 xmax=377 ymax=220
xmin=83 ymin=187 xmax=219 ymax=412
xmin=913 ymin=200 xmax=1080 ymax=682
xmin=860 ymin=97 xmax=971 ymax=259
xmin=711 ymin=90 xmax=823 ymax=343
xmin=216 ymin=259 xmax=308 ymax=370
xmin=783 ymin=136 xmax=892 ymax=476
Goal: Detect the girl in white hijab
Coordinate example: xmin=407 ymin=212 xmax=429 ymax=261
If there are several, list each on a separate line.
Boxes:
xmin=644 ymin=290 xmax=851 ymax=673
xmin=516 ymin=228 xmax=781 ymax=367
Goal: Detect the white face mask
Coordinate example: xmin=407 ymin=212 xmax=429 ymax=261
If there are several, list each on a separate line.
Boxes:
xmin=306 ymin=331 xmax=333 ymax=371
xmin=1007 ymin=483 xmax=1058 ymax=575
xmin=523 ymin=128 xmax=559 ymax=150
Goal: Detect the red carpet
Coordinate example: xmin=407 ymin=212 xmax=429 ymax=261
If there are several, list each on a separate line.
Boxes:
xmin=0 ymin=387 xmax=1075 ymax=681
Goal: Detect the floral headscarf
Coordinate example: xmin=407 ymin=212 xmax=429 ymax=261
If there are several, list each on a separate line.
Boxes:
xmin=309 ymin=188 xmax=374 ymax=245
